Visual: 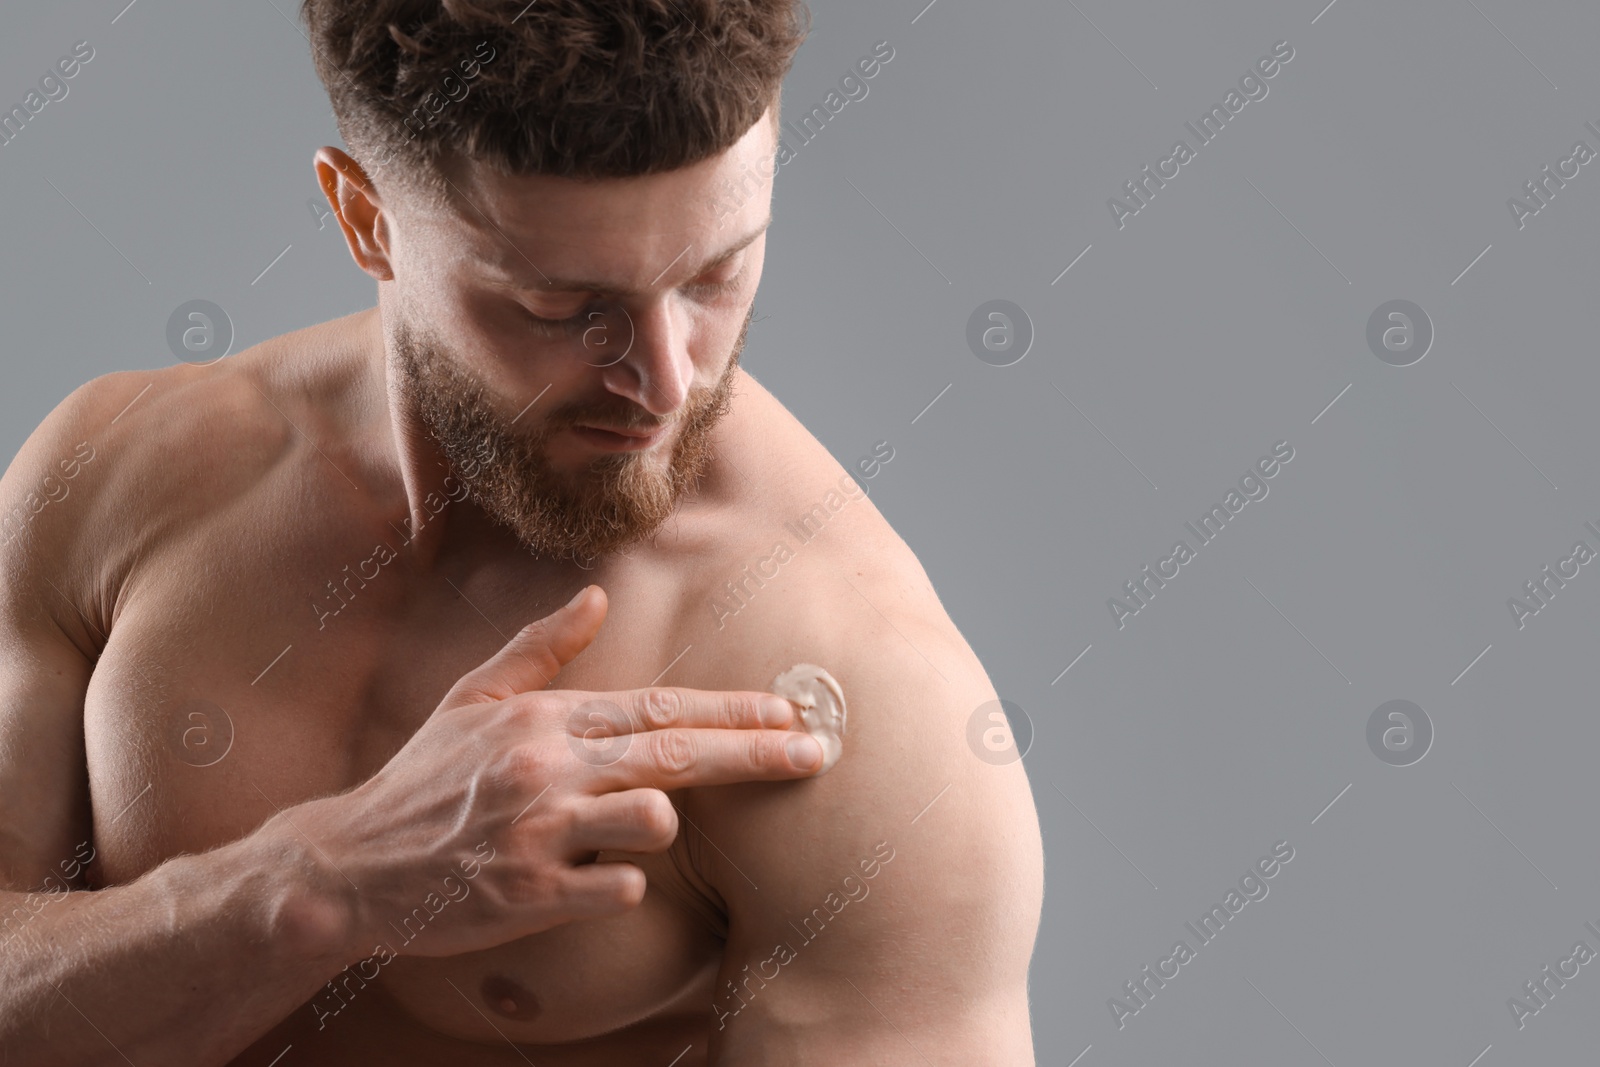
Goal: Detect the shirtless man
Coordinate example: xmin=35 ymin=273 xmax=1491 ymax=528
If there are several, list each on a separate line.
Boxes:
xmin=0 ymin=2 xmax=1043 ymax=1063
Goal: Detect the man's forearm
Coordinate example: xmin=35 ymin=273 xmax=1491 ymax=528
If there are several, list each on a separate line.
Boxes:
xmin=0 ymin=811 xmax=359 ymax=1067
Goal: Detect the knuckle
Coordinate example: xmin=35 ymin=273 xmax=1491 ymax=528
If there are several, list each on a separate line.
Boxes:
xmin=508 ymin=865 xmax=559 ymax=906
xmin=545 ymin=798 xmax=580 ymax=839
xmin=641 ymin=687 xmax=683 ymax=729
xmin=517 ymin=691 xmax=561 ymax=724
xmin=721 ymin=693 xmax=759 ymax=730
xmin=647 ymin=729 xmax=697 ymax=775
xmin=754 ymin=730 xmax=787 ymax=770
xmin=491 ymin=744 xmax=545 ymax=788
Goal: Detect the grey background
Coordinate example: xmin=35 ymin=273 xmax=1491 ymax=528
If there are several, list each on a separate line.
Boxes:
xmin=3 ymin=0 xmax=1598 ymax=1062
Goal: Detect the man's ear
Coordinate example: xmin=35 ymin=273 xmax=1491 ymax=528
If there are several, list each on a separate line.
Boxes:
xmin=313 ymin=146 xmax=394 ymax=282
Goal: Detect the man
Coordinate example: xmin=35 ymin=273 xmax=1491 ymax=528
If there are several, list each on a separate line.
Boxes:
xmin=0 ymin=1 xmax=1043 ymax=1063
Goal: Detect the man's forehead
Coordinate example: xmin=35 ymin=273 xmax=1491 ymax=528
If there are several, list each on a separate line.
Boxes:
xmin=446 ymin=172 xmax=773 ymax=295
xmin=423 ymin=111 xmax=777 ymax=293
xmin=494 ymin=214 xmax=770 ymax=294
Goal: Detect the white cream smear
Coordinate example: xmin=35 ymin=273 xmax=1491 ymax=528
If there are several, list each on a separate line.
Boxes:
xmin=771 ymin=663 xmax=847 ymax=773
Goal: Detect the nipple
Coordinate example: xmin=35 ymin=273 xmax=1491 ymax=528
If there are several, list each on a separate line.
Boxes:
xmin=480 ymin=974 xmax=541 ymax=1021
xmin=771 ymin=664 xmax=847 ymax=773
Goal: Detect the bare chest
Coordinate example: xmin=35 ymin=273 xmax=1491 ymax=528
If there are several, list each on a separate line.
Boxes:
xmin=80 ymin=518 xmax=729 ymax=1054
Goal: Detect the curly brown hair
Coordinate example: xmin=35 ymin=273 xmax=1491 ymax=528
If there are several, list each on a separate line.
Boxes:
xmin=300 ymin=0 xmax=808 ymax=204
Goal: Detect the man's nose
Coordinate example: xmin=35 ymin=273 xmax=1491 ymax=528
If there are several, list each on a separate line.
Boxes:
xmin=596 ymin=299 xmax=692 ymax=416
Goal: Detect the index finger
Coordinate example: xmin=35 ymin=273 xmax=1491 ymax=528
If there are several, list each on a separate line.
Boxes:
xmin=572 ymin=686 xmax=796 ymax=737
xmin=587 ymin=724 xmax=824 ymax=791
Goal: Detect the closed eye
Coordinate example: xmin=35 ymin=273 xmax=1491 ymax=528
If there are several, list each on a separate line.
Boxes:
xmin=524 ymin=307 xmax=583 ymax=328
xmin=520 ymin=307 xmax=584 ymax=340
xmin=686 ymin=263 xmax=748 ymax=299
xmin=519 ymin=262 xmax=749 ymax=336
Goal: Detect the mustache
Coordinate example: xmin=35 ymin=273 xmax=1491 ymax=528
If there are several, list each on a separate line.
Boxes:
xmin=538 ymin=343 xmax=745 ymax=436
xmin=549 ymin=405 xmax=671 ymax=434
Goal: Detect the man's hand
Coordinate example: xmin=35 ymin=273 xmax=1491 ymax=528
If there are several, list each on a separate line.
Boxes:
xmin=298 ymin=584 xmax=824 ymax=960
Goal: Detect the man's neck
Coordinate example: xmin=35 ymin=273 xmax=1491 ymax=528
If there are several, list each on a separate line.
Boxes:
xmin=365 ymin=307 xmax=464 ymax=570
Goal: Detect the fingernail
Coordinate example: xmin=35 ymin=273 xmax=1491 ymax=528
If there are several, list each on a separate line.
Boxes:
xmin=567 ymin=585 xmax=589 ymax=608
xmin=762 ymin=697 xmax=793 ymax=728
xmin=786 ymin=732 xmax=822 ymax=770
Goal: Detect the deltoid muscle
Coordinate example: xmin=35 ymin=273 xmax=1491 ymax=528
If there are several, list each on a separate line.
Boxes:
xmin=770 ymin=664 xmax=847 ymax=773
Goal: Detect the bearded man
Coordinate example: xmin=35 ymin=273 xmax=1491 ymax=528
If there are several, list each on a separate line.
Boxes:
xmin=0 ymin=2 xmax=1043 ymax=1063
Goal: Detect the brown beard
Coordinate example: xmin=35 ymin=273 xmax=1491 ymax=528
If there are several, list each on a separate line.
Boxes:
xmin=392 ymin=306 xmax=749 ymax=562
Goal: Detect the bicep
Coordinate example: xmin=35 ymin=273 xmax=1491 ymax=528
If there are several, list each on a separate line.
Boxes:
xmin=700 ymin=623 xmax=1044 ymax=1063
xmin=0 ymin=619 xmax=94 ymax=892
xmin=0 ymin=380 xmax=119 ymax=892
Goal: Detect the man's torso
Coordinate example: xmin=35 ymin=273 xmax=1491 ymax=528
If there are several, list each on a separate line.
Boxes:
xmin=67 ymin=309 xmax=931 ymax=1064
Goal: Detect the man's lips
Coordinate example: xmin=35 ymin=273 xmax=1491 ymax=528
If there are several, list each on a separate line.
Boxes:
xmin=577 ymin=422 xmax=660 ymax=439
xmin=571 ymin=422 xmax=668 ymax=451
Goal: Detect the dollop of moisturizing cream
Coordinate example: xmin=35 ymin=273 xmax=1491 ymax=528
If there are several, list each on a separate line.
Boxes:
xmin=771 ymin=663 xmax=847 ymax=773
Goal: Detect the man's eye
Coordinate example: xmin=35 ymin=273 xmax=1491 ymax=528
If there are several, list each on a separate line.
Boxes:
xmin=689 ymin=268 xmax=746 ymax=297
xmin=523 ymin=307 xmax=583 ymax=336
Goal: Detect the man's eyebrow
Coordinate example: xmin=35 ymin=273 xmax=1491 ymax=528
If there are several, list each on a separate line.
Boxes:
xmin=520 ymin=213 xmax=774 ymax=296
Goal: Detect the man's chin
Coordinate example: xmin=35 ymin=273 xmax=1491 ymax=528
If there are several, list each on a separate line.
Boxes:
xmin=551 ymin=425 xmax=678 ymax=468
xmin=468 ymin=454 xmax=687 ymax=560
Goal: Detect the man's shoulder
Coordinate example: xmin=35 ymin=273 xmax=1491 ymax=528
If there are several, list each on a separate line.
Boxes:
xmin=667 ymin=392 xmax=1043 ymax=1051
xmin=0 ymin=323 xmax=369 ymax=630
xmin=673 ymin=370 xmax=955 ymax=690
xmin=671 ymin=373 xmax=1000 ymax=811
xmin=20 ymin=359 xmax=292 ymax=523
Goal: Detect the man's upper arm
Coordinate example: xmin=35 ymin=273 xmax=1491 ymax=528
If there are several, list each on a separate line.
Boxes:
xmin=0 ymin=375 xmax=126 ymax=892
xmin=695 ymin=605 xmax=1045 ymax=1064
